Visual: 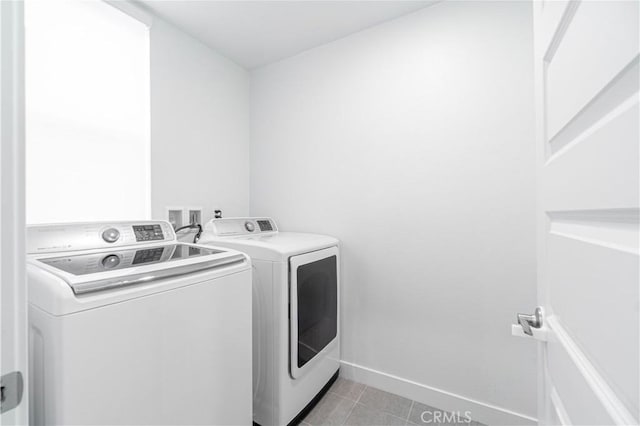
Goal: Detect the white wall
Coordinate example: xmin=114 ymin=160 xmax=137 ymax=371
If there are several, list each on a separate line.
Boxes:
xmin=150 ymin=18 xmax=250 ymax=223
xmin=250 ymin=1 xmax=537 ymax=423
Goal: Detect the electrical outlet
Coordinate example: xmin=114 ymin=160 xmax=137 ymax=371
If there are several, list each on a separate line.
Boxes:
xmin=188 ymin=209 xmax=202 ymax=225
xmin=166 ymin=207 xmax=184 ymax=230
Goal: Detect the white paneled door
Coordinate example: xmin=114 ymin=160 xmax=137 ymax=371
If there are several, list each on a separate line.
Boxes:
xmin=0 ymin=0 xmax=28 ymax=424
xmin=533 ymin=1 xmax=639 ymax=425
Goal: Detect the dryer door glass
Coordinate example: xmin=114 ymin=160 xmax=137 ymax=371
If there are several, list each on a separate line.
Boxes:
xmin=295 ymin=255 xmax=337 ymax=369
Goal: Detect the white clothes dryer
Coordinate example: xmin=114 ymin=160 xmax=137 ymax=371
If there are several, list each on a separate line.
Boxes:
xmin=199 ymin=217 xmax=340 ymax=426
xmin=27 ymin=221 xmax=253 ymax=425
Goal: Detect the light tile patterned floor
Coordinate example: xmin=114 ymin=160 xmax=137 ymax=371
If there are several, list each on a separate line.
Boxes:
xmin=300 ymin=378 xmax=487 ymax=426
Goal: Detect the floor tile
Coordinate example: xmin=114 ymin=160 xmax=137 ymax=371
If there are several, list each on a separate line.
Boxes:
xmin=358 ymin=387 xmax=412 ymax=419
xmin=344 ymin=403 xmax=406 ymax=426
xmin=329 ymin=378 xmax=366 ymax=401
xmin=407 ymin=401 xmax=474 ymax=425
xmin=408 ymin=401 xmax=441 ymax=425
xmin=303 ymin=392 xmax=355 ymax=426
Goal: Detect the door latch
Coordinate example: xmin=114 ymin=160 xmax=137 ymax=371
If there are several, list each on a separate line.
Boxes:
xmin=0 ymin=371 xmax=24 ymax=414
xmin=517 ymin=307 xmax=543 ymax=336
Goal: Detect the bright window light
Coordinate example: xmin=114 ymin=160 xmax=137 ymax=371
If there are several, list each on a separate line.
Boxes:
xmin=25 ymin=0 xmax=150 ymax=224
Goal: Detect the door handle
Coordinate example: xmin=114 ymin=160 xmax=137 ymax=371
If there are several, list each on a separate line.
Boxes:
xmin=517 ymin=307 xmax=543 ymax=336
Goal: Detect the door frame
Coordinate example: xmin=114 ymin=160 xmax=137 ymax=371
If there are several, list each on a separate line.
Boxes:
xmin=0 ymin=0 xmax=28 ymax=423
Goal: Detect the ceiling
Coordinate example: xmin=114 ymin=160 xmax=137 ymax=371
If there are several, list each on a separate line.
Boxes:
xmin=137 ymin=1 xmax=436 ymax=69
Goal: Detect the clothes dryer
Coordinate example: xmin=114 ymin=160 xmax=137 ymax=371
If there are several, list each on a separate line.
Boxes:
xmin=199 ymin=217 xmax=340 ymax=426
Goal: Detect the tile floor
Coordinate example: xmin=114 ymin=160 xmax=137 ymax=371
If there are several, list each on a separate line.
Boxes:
xmin=300 ymin=378 xmax=487 ymax=426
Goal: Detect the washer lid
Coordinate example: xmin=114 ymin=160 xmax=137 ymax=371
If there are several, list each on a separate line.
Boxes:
xmin=30 ymin=243 xmax=246 ymax=295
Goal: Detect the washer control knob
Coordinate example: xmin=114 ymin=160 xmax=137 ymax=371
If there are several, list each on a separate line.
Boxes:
xmin=101 ymin=254 xmax=120 ymax=269
xmin=245 ymin=221 xmax=255 ymax=232
xmin=102 ymin=228 xmax=120 ymax=243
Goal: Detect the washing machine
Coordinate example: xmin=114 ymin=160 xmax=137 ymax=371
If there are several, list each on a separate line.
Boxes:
xmin=27 ymin=220 xmax=253 ymax=425
xmin=198 ymin=217 xmax=340 ymax=426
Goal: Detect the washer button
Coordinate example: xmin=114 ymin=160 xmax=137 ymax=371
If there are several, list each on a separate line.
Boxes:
xmin=102 ymin=228 xmax=120 ymax=243
xmin=101 ymin=254 xmax=120 ymax=269
xmin=245 ymin=221 xmax=255 ymax=232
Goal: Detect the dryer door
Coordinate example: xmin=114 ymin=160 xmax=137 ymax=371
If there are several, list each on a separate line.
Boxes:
xmin=289 ymin=246 xmax=339 ymax=379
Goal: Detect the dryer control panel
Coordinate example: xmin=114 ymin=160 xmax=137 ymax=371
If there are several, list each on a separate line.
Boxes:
xmin=204 ymin=217 xmax=278 ymax=237
xmin=27 ymin=221 xmax=176 ymax=254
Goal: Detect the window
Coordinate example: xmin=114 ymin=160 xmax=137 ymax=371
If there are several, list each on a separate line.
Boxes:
xmin=25 ymin=0 xmax=150 ymax=224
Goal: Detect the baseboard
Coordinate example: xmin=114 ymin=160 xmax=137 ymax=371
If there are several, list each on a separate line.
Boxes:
xmin=339 ymin=360 xmax=537 ymax=426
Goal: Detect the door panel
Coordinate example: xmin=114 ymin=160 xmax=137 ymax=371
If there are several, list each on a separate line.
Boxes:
xmin=548 ymin=233 xmax=639 ymax=416
xmin=548 ymin=57 xmax=639 ymax=159
xmin=539 ymin=0 xmax=570 ymax=50
xmin=547 ymin=340 xmax=615 ymax=425
xmin=534 ymin=0 xmax=639 ymax=424
xmin=545 ymin=1 xmax=639 ymax=138
xmin=543 ymin=102 xmax=639 ymax=210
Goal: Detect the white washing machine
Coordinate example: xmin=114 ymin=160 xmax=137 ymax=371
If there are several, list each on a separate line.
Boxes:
xmin=198 ymin=217 xmax=340 ymax=426
xmin=27 ymin=221 xmax=253 ymax=425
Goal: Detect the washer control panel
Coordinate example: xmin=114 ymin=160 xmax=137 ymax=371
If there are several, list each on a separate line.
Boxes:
xmin=132 ymin=224 xmax=165 ymax=242
xmin=27 ymin=221 xmax=176 ymax=254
